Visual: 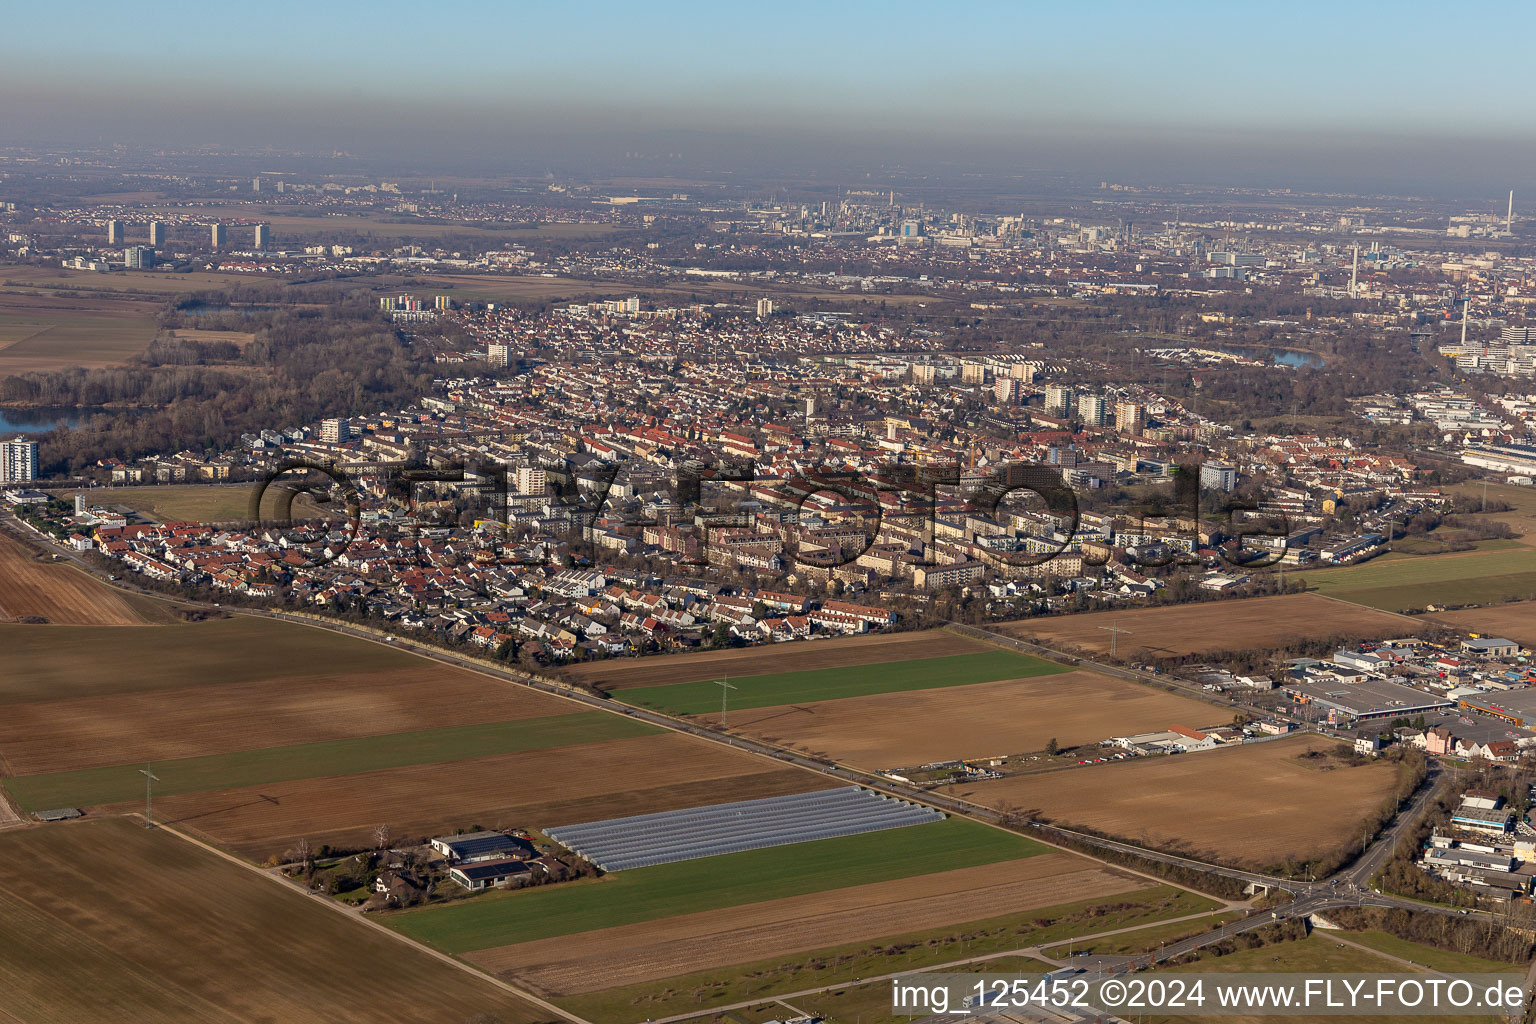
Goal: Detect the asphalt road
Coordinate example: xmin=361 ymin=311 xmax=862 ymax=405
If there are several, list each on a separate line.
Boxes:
xmin=0 ymin=511 xmax=1511 ymax=996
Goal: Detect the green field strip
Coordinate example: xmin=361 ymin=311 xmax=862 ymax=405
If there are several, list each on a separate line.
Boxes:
xmin=389 ymin=816 xmax=1045 ymax=953
xmin=1296 ymin=546 xmax=1536 ymax=595
xmin=2 ymin=711 xmax=658 ymax=811
xmin=553 ymin=887 xmax=1215 ymax=1023
xmin=610 ymin=649 xmax=1068 ymax=715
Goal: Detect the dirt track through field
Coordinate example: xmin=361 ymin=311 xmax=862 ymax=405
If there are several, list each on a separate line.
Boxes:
xmin=566 ymin=630 xmax=987 ymax=689
xmin=0 ymin=669 xmax=575 ymax=776
xmin=120 ymin=733 xmax=829 ymax=860
xmin=0 ymin=531 xmax=162 ymax=625
xmin=999 ymin=594 xmax=1416 ymax=660
xmin=702 ymin=669 xmax=1217 ymax=769
xmin=940 ymin=736 xmax=1402 ymax=870
xmin=469 ymin=854 xmax=1145 ymax=995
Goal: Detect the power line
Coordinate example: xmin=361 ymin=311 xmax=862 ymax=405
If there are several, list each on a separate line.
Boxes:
xmin=139 ymin=764 xmax=160 ymax=828
xmin=716 ymin=675 xmax=737 ymax=729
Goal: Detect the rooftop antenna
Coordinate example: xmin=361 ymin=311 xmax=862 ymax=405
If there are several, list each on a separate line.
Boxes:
xmin=139 ymin=764 xmax=160 ymax=828
xmin=716 ymin=675 xmax=737 ymax=729
xmin=1097 ymin=620 xmax=1132 ymax=659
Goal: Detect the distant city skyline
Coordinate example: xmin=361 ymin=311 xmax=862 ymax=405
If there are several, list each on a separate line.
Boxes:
xmin=3 ymin=1 xmax=1535 ymax=194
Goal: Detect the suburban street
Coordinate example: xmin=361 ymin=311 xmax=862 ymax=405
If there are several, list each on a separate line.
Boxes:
xmin=0 ymin=510 xmax=1514 ymax=1016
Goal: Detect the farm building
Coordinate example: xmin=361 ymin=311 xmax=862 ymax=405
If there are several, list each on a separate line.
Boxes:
xmin=429 ymin=831 xmax=531 ymax=864
xmin=448 ymin=857 xmax=533 ymax=891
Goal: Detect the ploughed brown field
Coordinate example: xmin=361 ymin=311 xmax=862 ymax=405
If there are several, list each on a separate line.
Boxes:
xmin=699 ymin=670 xmax=1218 ymax=769
xmin=566 ymin=629 xmax=988 ymax=690
xmin=0 ymin=668 xmax=573 ymax=776
xmin=469 ymin=853 xmax=1146 ymax=996
xmin=1423 ymin=601 xmax=1536 ymax=648
xmin=999 ymin=594 xmax=1415 ymax=660
xmin=112 ymin=733 xmax=830 ymax=860
xmin=0 ymin=530 xmax=169 ymax=625
xmin=938 ymin=736 xmax=1404 ymax=870
xmin=0 ymin=616 xmax=454 ymax=706
xmin=0 ymin=818 xmax=545 ymax=1024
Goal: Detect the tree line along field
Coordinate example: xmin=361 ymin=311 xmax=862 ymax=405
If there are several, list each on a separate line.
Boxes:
xmin=998 ymin=593 xmax=1417 ymax=661
xmin=0 ymin=818 xmax=546 ymax=1024
xmin=0 ymin=615 xmax=830 ymax=860
xmin=0 ymin=529 xmax=176 ymax=625
xmin=609 ymin=648 xmax=1068 ymax=715
xmin=938 ymin=735 xmax=1408 ymax=872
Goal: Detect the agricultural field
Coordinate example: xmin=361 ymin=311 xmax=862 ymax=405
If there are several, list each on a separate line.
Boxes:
xmin=999 ymin=594 xmax=1416 ymax=660
xmin=610 ymin=648 xmax=1068 ymax=716
xmin=1422 ymin=600 xmax=1536 ymax=648
xmin=566 ymin=627 xmax=989 ymax=689
xmin=387 ymin=816 xmax=1198 ymax=1021
xmin=395 ymin=818 xmax=1045 ymax=952
xmin=0 ymin=818 xmax=545 ymax=1024
xmin=0 ymin=615 xmax=827 ymax=859
xmin=0 ymin=286 xmax=161 ymax=371
xmin=0 ymin=529 xmax=174 ymax=625
xmin=1293 ymin=546 xmax=1536 ymax=612
xmin=131 ymin=732 xmax=823 ymax=861
xmin=551 ymin=886 xmax=1215 ymax=1024
xmin=702 ymin=668 xmax=1219 ymax=770
xmin=938 ymin=735 xmax=1407 ymax=871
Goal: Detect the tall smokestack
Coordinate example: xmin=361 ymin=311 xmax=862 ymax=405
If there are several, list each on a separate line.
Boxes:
xmin=1350 ymin=244 xmax=1359 ymax=299
xmin=1508 ymin=190 xmax=1515 ymax=234
xmin=1461 ymin=294 xmax=1470 ymax=348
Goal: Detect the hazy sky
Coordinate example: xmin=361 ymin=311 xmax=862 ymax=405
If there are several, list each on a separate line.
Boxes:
xmin=4 ymin=1 xmax=1534 ymax=192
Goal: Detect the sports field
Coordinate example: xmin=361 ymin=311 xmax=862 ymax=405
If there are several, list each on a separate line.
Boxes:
xmin=939 ymin=735 xmax=1406 ymax=871
xmin=0 ymin=529 xmax=173 ymax=625
xmin=998 ymin=594 xmax=1416 ymax=660
xmin=610 ymin=649 xmax=1068 ymax=715
xmin=0 ymin=818 xmax=544 ymax=1024
xmin=567 ymin=628 xmax=988 ymax=689
xmin=702 ymin=669 xmax=1218 ymax=769
xmin=51 ymin=482 xmax=332 ymax=523
xmin=1293 ymin=546 xmax=1536 ymax=612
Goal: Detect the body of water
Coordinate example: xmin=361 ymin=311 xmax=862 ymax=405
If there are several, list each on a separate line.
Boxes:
xmin=0 ymin=407 xmax=136 ymax=436
xmin=1272 ymin=350 xmax=1325 ymax=368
